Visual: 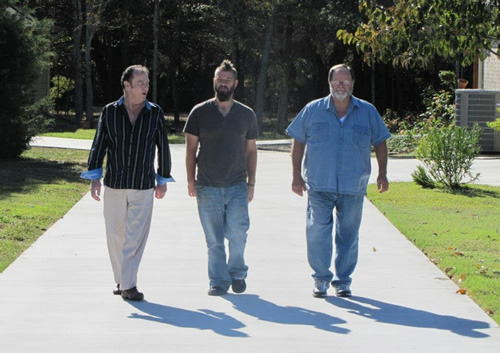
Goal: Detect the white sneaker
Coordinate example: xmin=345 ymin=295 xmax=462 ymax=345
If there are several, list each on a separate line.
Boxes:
xmin=334 ymin=283 xmax=352 ymax=297
xmin=312 ymin=279 xmax=329 ymax=298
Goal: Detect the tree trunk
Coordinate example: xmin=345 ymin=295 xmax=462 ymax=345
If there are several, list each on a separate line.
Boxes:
xmin=371 ymin=61 xmax=376 ymax=105
xmin=276 ymin=15 xmax=293 ymax=133
xmin=255 ymin=11 xmax=275 ymax=134
xmin=72 ymin=0 xmax=83 ymax=126
xmin=229 ymin=0 xmax=245 ymax=102
xmin=85 ymin=22 xmax=96 ymax=126
xmin=152 ymin=0 xmax=159 ymax=103
xmin=171 ymin=3 xmax=182 ymax=129
xmin=84 ymin=0 xmax=109 ymax=128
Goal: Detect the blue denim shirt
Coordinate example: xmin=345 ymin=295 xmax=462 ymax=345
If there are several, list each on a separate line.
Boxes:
xmin=286 ymin=95 xmax=390 ymax=195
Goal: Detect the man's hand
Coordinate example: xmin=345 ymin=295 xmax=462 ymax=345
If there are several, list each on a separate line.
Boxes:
xmin=292 ymin=176 xmax=307 ymax=197
xmin=90 ymin=179 xmax=102 ymax=201
xmin=155 ymin=184 xmax=167 ymax=199
xmin=248 ymin=184 xmax=255 ymax=202
xmin=187 ymin=180 xmax=196 ymax=197
xmin=377 ymin=175 xmax=389 ymax=193
xmin=291 ymin=139 xmax=306 ymax=197
xmin=374 ymin=141 xmax=389 ymax=193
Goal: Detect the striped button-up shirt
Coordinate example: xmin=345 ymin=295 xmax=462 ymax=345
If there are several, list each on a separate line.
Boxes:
xmin=82 ymin=96 xmax=173 ymax=190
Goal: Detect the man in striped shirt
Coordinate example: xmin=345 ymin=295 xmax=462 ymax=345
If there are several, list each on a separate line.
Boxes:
xmin=81 ymin=65 xmax=174 ymax=301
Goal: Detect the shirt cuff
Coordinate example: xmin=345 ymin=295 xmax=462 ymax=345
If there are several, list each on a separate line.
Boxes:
xmin=80 ymin=168 xmax=103 ymax=180
xmin=156 ymin=174 xmax=175 ymax=185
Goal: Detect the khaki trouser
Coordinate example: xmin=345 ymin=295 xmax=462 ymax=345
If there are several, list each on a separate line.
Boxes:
xmin=103 ymin=187 xmax=154 ymax=290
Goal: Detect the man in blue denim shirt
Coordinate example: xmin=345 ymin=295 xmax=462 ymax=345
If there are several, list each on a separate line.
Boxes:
xmin=286 ymin=64 xmax=390 ymax=298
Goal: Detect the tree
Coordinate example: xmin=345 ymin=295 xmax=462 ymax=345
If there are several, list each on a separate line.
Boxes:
xmin=152 ymin=0 xmax=159 ymax=103
xmin=255 ymin=6 xmax=275 ymax=133
xmin=0 ymin=1 xmax=53 ymax=159
xmin=337 ymin=0 xmax=500 ymax=69
xmin=84 ymin=0 xmax=109 ymax=126
xmin=72 ymin=0 xmax=84 ymax=126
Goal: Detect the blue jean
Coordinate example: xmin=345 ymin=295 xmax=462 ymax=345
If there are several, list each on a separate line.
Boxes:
xmin=196 ymin=182 xmax=249 ymax=289
xmin=306 ymin=190 xmax=364 ymax=287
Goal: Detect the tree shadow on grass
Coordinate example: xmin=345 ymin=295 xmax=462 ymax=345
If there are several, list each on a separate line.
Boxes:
xmin=446 ymin=186 xmax=499 ymax=199
xmin=0 ymin=157 xmax=86 ymax=200
xmin=223 ymin=294 xmax=349 ymax=334
xmin=126 ymin=300 xmax=248 ymax=337
xmin=326 ymin=296 xmax=490 ymax=338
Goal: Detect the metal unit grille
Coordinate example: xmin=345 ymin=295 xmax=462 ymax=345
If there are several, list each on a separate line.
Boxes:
xmin=455 ymin=89 xmax=500 ymax=152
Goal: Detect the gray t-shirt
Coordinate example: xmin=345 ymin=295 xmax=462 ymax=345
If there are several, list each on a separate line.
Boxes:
xmin=184 ymin=98 xmax=258 ymax=187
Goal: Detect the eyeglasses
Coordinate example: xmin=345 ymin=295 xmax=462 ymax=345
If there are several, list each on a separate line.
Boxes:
xmin=132 ymin=80 xmax=150 ymax=88
xmin=331 ymin=80 xmax=352 ymax=86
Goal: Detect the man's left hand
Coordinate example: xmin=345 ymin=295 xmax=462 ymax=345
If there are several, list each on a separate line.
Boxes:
xmin=377 ymin=175 xmax=389 ymax=193
xmin=155 ymin=184 xmax=167 ymax=199
xmin=248 ymin=184 xmax=255 ymax=203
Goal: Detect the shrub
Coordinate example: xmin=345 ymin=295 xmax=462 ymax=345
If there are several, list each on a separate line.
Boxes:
xmin=418 ymin=70 xmax=456 ymax=133
xmin=487 ymin=117 xmax=500 ymax=131
xmin=411 ymin=165 xmax=436 ymax=189
xmin=0 ymin=3 xmax=53 ymax=159
xmin=418 ymin=89 xmax=455 ymax=130
xmin=414 ymin=124 xmax=482 ymax=190
xmin=387 ymin=131 xmax=420 ymax=155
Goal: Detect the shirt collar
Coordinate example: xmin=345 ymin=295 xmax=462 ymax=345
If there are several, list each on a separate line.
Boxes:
xmin=117 ymin=96 xmax=152 ymax=110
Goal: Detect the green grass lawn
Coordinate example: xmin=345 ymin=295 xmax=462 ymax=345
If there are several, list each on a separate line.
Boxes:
xmin=42 ymin=129 xmax=186 ymax=144
xmin=42 ymin=129 xmax=97 ymax=140
xmin=42 ymin=128 xmax=289 ymax=143
xmin=0 ymin=148 xmax=89 ymax=272
xmin=367 ymin=182 xmax=500 ymax=324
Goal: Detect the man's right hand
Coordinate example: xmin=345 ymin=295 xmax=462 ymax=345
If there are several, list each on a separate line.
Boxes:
xmin=90 ymin=179 xmax=102 ymax=201
xmin=292 ymin=176 xmax=307 ymax=197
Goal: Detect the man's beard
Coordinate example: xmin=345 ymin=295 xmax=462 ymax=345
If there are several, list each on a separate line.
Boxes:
xmin=215 ymin=85 xmax=235 ymax=102
xmin=330 ymin=87 xmax=352 ymax=102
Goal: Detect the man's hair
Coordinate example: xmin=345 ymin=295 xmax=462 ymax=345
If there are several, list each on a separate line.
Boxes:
xmin=328 ymin=64 xmax=355 ymax=82
xmin=121 ymin=65 xmax=149 ymax=89
xmin=215 ymin=59 xmax=238 ymax=80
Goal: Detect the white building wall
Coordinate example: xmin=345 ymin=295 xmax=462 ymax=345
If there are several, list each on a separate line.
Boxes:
xmin=483 ymin=45 xmax=500 ymax=90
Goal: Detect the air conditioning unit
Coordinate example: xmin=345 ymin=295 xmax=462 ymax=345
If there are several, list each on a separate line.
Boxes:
xmin=455 ymin=89 xmax=500 ymax=153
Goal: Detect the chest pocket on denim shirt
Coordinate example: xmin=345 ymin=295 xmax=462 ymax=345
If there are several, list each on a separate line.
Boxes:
xmin=352 ymin=125 xmax=370 ymax=147
xmin=308 ymin=122 xmax=329 ymax=143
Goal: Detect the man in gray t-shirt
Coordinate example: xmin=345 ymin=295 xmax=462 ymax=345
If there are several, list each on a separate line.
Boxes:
xmin=184 ymin=59 xmax=258 ymax=296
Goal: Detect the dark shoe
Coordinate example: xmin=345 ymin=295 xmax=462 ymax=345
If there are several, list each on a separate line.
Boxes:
xmin=231 ymin=279 xmax=247 ymax=294
xmin=208 ymin=286 xmax=227 ymax=296
xmin=121 ymin=286 xmax=144 ymax=301
xmin=113 ymin=284 xmax=122 ymax=295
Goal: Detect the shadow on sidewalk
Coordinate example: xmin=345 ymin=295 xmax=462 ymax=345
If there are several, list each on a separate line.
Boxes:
xmin=126 ymin=300 xmax=248 ymax=337
xmin=223 ymin=294 xmax=349 ymax=334
xmin=325 ymin=296 xmax=490 ymax=338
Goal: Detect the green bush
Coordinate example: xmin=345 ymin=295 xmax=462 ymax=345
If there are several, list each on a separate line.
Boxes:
xmin=411 ymin=165 xmax=436 ymax=189
xmin=418 ymin=89 xmax=455 ymax=130
xmin=383 ymin=70 xmax=458 ymax=156
xmin=487 ymin=117 xmax=500 ymax=131
xmin=0 ymin=2 xmax=53 ymax=159
xmin=414 ymin=124 xmax=482 ymax=190
xmin=418 ymin=70 xmax=456 ymax=133
xmin=387 ymin=132 xmax=420 ymax=154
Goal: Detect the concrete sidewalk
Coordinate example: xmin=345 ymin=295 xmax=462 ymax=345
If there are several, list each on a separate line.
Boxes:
xmin=0 ymin=138 xmax=498 ymax=352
